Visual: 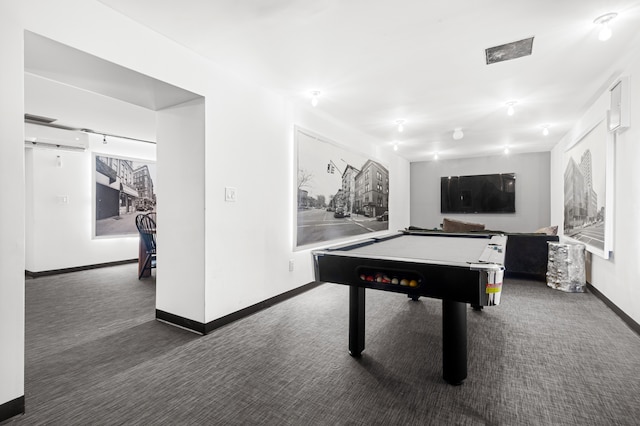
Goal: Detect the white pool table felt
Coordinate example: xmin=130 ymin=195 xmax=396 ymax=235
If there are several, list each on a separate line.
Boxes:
xmin=336 ymin=234 xmax=507 ymax=267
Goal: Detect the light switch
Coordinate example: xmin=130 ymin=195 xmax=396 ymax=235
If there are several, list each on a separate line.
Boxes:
xmin=225 ymin=187 xmax=237 ymax=202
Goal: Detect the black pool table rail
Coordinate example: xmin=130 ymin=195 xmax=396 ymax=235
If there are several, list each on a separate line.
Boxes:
xmin=315 ymin=255 xmax=497 ymax=305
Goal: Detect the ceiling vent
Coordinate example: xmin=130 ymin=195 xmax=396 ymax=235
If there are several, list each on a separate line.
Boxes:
xmin=24 ymin=113 xmax=57 ymax=124
xmin=485 ymin=37 xmax=534 ymax=65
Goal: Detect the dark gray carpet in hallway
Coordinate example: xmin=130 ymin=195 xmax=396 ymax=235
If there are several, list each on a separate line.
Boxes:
xmin=6 ymin=263 xmax=640 ymax=425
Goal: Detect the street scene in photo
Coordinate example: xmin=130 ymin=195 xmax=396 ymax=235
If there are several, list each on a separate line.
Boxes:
xmin=95 ymin=154 xmax=156 ymax=237
xmin=296 ymin=129 xmax=389 ymax=247
xmin=563 ymin=121 xmax=607 ymax=251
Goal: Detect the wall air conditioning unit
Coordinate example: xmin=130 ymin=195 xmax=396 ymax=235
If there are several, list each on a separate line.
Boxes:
xmin=24 ymin=121 xmax=88 ymax=152
xmin=608 ymin=76 xmax=630 ymax=133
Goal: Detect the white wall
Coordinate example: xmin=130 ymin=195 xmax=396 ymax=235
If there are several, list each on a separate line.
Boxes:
xmin=0 ymin=0 xmax=411 ymax=411
xmin=550 ymin=51 xmax=640 ymax=326
xmin=410 ymin=152 xmax=551 ymax=232
xmin=156 ymin=98 xmax=206 ymax=322
xmin=0 ymin=9 xmax=25 ymax=410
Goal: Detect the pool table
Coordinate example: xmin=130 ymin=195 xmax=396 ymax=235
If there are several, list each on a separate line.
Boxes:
xmin=312 ymin=230 xmax=507 ymax=385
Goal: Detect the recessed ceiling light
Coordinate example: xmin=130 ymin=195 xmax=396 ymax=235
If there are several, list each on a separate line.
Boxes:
xmin=452 ymin=128 xmax=464 ymax=140
xmin=506 ymin=101 xmax=517 ymax=116
xmin=395 ymin=119 xmax=405 ymax=132
xmin=541 ymin=124 xmax=550 ymax=136
xmin=594 ymin=13 xmax=618 ymax=41
xmin=310 ymin=90 xmax=321 ymax=107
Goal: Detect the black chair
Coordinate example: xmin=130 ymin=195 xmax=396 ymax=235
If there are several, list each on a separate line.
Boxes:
xmin=146 ymin=211 xmax=157 ymax=224
xmin=135 ymin=214 xmax=156 ymax=279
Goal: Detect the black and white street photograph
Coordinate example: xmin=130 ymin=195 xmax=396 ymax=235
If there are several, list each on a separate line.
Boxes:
xmin=296 ymin=128 xmax=389 ymax=247
xmin=563 ymin=119 xmax=609 ymax=253
xmin=95 ymin=154 xmax=157 ymax=237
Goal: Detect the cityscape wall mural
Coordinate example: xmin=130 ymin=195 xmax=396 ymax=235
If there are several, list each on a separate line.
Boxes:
xmin=94 ymin=154 xmax=157 ymax=238
xmin=295 ymin=127 xmax=389 ymax=248
xmin=563 ymin=117 xmax=613 ymax=258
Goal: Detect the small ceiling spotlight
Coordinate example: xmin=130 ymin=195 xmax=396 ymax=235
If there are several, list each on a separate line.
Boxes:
xmin=542 ymin=125 xmax=550 ymax=136
xmin=452 ymin=128 xmax=464 ymax=140
xmin=310 ymin=90 xmax=321 ymax=107
xmin=504 ymin=146 xmax=510 ymax=155
xmin=594 ymin=12 xmax=618 ymax=41
xmin=103 ymin=135 xmax=107 ymax=144
xmin=395 ymin=119 xmax=405 ymax=132
xmin=393 ymin=143 xmax=399 ymax=151
xmin=434 ymin=152 xmax=439 ymax=160
xmin=506 ymin=101 xmax=517 ymax=116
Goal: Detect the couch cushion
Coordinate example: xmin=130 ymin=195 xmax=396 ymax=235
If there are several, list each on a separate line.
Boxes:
xmin=442 ymin=218 xmax=485 ymax=232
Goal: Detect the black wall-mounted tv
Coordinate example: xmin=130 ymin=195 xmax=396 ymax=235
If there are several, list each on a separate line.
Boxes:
xmin=441 ymin=173 xmax=516 ymax=214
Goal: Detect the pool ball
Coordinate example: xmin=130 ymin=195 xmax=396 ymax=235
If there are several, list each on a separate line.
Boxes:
xmin=391 ymin=278 xmax=399 ymax=285
xmin=409 ymin=279 xmax=418 ymax=287
xmin=400 ymin=279 xmax=409 ymax=286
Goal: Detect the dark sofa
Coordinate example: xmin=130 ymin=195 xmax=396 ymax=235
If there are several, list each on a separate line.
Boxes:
xmin=406 ymin=225 xmax=558 ymax=281
xmin=502 ymin=233 xmax=559 ymax=279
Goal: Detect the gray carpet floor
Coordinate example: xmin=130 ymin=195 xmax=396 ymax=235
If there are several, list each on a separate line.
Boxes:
xmin=5 ymin=263 xmax=640 ymax=425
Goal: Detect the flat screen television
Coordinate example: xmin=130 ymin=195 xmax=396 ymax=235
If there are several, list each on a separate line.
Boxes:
xmin=441 ymin=173 xmax=515 ymax=213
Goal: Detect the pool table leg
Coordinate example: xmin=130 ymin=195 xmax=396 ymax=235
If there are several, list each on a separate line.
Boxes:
xmin=442 ymin=299 xmax=467 ymax=385
xmin=349 ymin=286 xmax=365 ymax=357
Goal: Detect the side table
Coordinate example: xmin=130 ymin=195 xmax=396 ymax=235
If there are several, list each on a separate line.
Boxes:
xmin=546 ymin=242 xmax=586 ymax=292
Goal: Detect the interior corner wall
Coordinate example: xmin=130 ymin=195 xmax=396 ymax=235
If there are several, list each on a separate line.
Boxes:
xmin=156 ymin=98 xmax=206 ymax=323
xmin=0 ymin=13 xmax=25 ymax=413
xmin=410 ymin=152 xmax=550 ymax=232
xmin=550 ymin=52 xmax=640 ymax=326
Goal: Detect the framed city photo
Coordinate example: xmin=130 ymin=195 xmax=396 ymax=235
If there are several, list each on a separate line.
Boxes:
xmin=563 ymin=116 xmax=614 ymax=258
xmin=93 ymin=153 xmax=157 ymax=238
xmin=294 ymin=127 xmax=389 ymax=249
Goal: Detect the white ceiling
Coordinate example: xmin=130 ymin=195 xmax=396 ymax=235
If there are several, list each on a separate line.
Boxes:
xmin=52 ymin=1 xmax=640 ymax=161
